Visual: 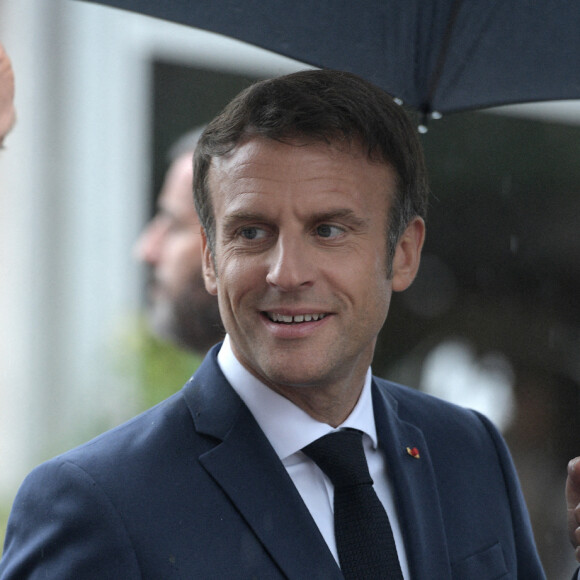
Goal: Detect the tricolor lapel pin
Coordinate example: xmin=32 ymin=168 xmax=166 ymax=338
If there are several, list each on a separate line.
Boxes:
xmin=406 ymin=446 xmax=420 ymax=459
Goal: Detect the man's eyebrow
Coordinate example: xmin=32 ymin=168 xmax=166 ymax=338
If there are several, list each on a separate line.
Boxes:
xmin=309 ymin=209 xmax=369 ymax=228
xmin=221 ymin=209 xmax=370 ymax=228
xmin=222 ymin=211 xmax=268 ymax=228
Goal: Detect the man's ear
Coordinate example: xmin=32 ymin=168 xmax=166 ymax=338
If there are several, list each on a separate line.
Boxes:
xmin=201 ymin=228 xmax=218 ymax=296
xmin=391 ymin=217 xmax=425 ymax=292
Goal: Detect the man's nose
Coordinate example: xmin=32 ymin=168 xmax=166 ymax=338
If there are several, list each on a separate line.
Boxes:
xmin=266 ymin=237 xmax=314 ymax=291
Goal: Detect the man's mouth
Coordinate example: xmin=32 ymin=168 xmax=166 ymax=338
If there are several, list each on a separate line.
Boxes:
xmin=265 ymin=312 xmax=327 ymax=324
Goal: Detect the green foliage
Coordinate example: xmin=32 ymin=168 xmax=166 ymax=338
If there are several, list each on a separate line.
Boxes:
xmin=117 ymin=315 xmax=204 ymax=411
xmin=0 ymin=502 xmax=8 ymax=552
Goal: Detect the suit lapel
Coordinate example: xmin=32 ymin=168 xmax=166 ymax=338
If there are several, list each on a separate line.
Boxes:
xmin=372 ymin=381 xmax=452 ymax=578
xmin=182 ymin=347 xmax=342 ymax=580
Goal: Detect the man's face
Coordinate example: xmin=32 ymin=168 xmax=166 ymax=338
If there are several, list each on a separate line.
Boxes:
xmin=0 ymin=43 xmax=16 ymax=147
xmin=202 ymin=137 xmax=423 ymax=400
xmin=135 ymin=152 xmax=222 ymax=352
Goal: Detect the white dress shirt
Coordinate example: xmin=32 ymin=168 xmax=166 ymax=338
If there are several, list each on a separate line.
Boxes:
xmin=217 ymin=335 xmax=410 ymax=578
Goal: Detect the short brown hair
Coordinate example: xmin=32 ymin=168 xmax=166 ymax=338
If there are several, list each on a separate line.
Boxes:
xmin=193 ymin=69 xmax=428 ymax=271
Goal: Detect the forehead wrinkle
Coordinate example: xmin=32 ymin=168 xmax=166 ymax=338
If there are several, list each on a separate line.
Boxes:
xmin=209 ymin=139 xmax=394 ymax=224
xmin=216 ymin=167 xmax=381 ymax=221
xmin=218 ymin=171 xmax=373 ymax=203
xmin=214 ymin=143 xmax=356 ymax=185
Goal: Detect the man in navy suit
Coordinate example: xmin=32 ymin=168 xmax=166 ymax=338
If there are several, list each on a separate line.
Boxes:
xmin=0 ymin=68 xmax=570 ymax=578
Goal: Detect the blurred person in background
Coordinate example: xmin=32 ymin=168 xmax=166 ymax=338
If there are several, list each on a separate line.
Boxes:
xmin=0 ymin=42 xmax=16 ymax=147
xmin=129 ymin=128 xmax=223 ymax=408
xmin=134 ymin=127 xmax=223 ymax=354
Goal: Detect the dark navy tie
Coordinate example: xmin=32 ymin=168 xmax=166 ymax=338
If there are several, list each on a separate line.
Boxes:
xmin=303 ymin=429 xmax=403 ymax=580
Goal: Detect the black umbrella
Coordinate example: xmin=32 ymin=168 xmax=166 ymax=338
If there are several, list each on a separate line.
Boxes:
xmin=78 ymin=0 xmax=580 ymax=124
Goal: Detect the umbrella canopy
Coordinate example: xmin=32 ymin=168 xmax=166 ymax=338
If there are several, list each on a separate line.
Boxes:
xmin=78 ymin=0 xmax=580 ymax=121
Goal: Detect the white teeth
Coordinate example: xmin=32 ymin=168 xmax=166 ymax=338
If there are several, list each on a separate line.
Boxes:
xmin=268 ymin=312 xmax=326 ymax=323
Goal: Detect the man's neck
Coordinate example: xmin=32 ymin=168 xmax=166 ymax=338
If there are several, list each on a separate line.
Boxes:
xmin=225 ymin=335 xmax=371 ymax=427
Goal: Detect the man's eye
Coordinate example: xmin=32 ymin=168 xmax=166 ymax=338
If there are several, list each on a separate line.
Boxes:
xmin=316 ymin=224 xmax=344 ymax=238
xmin=240 ymin=227 xmax=266 ymax=240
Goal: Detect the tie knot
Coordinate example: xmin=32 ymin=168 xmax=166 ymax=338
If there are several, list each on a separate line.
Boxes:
xmin=302 ymin=429 xmax=373 ymax=488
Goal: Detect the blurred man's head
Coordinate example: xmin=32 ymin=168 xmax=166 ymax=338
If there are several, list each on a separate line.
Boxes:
xmin=0 ymin=42 xmax=16 ymax=147
xmin=135 ymin=128 xmax=223 ymax=353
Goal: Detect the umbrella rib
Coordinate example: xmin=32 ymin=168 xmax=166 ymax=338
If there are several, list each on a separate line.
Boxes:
xmin=422 ymin=0 xmax=464 ymax=123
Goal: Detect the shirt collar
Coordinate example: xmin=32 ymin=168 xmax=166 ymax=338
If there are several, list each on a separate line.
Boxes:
xmin=217 ymin=335 xmax=378 ymax=461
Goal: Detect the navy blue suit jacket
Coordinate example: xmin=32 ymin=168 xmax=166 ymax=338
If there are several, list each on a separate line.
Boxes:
xmin=1 ymin=345 xmax=546 ymax=578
